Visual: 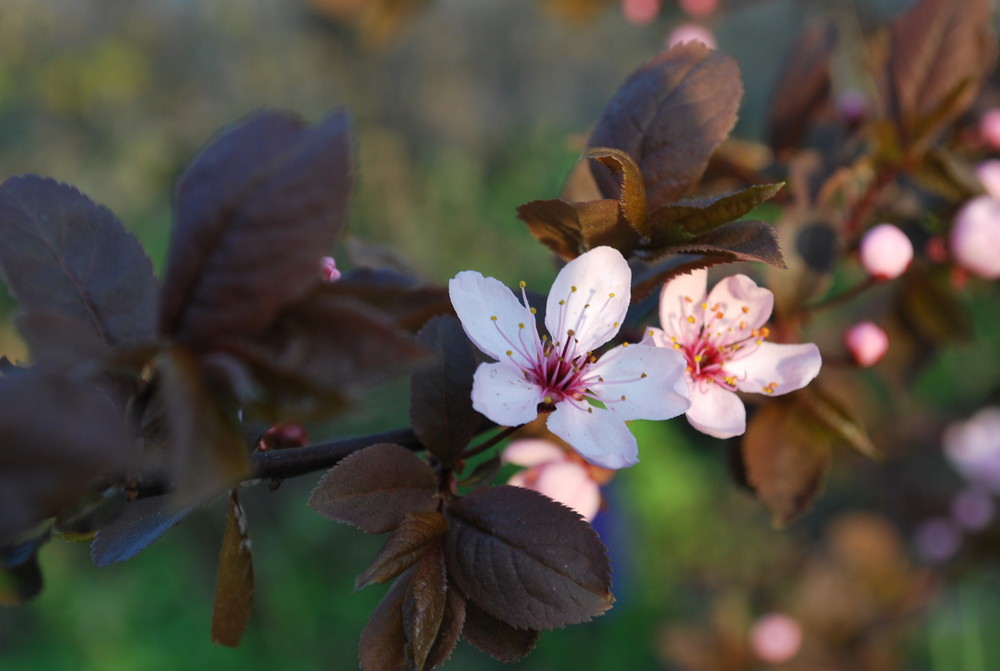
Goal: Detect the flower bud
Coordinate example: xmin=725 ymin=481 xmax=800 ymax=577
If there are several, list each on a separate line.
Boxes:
xmin=679 ymin=0 xmax=718 ymax=19
xmin=844 ymin=321 xmax=888 ymax=367
xmin=976 ymin=160 xmax=1000 ymax=200
xmin=980 ymin=108 xmax=1000 ymax=151
xmin=320 ymin=256 xmax=341 ymax=282
xmin=950 ymin=196 xmax=1000 ymax=279
xmin=835 ymin=89 xmax=868 ymax=125
xmin=749 ymin=613 xmax=802 ymax=664
xmin=666 ymin=22 xmax=716 ymax=49
xmin=621 ymin=0 xmax=660 ymax=25
xmin=859 ymin=223 xmax=913 ymax=280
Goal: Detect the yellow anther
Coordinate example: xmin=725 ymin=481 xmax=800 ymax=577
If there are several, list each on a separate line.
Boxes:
xmin=684 ymin=296 xmax=693 ymax=302
xmin=584 ymin=303 xmax=590 ymax=309
xmin=741 ymin=306 xmax=750 ymax=314
xmin=622 ymin=342 xmax=630 ymax=347
xmin=571 ymin=285 xmax=578 ymax=292
xmin=694 ymin=355 xmax=703 ymax=362
xmin=609 ymin=292 xmax=615 ymax=298
xmin=648 ymin=329 xmax=655 ymax=336
xmin=518 ymin=322 xmax=525 ymax=329
xmin=544 ymin=396 xmax=553 ymax=404
xmin=530 ymin=307 xmax=537 ymax=314
xmin=640 ymin=372 xmax=648 ymax=378
xmin=567 ymin=329 xmax=576 ymax=336
xmin=621 ymin=395 xmax=627 ymax=401
xmin=519 ymin=280 xmax=526 ymax=288
xmin=587 ymin=407 xmax=593 ymax=413
xmin=506 ymin=350 xmax=513 ymax=356
xmin=559 ymin=299 xmax=566 ymax=305
xmin=725 ymin=376 xmax=736 ymax=386
xmin=490 ymin=315 xmax=498 ymax=321
xmin=614 ymin=321 xmax=620 ymax=328
xmin=687 ymin=316 xmax=696 ymax=324
xmin=701 ymin=302 xmax=708 ymax=310
xmin=598 ymin=376 xmax=604 ymax=382
xmin=715 ymin=311 xmax=724 ymax=319
xmin=673 ymin=343 xmax=681 ymax=349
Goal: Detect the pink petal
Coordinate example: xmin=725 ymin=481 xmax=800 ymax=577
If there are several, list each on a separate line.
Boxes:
xmin=586 ymin=343 xmax=690 ymax=421
xmin=531 ymin=461 xmax=602 ymax=521
xmin=730 ymin=342 xmax=822 ymax=396
xmin=658 ymin=269 xmax=708 ymax=339
xmin=449 ymin=271 xmax=539 ymax=362
xmin=547 ymin=402 xmax=639 ymax=469
xmin=545 ymin=246 xmax=631 ymax=354
xmin=706 ymin=273 xmax=774 ymax=336
xmin=502 ymin=439 xmax=567 ymax=467
xmin=950 ymin=196 xmax=1000 ymax=280
xmin=685 ymin=382 xmax=746 ymax=438
xmin=471 ymin=361 xmax=544 ymax=426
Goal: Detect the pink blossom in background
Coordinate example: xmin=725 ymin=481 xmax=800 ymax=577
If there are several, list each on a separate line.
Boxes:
xmin=950 ymin=487 xmax=995 ymax=531
xmin=503 ymin=439 xmax=609 ymax=521
xmin=950 ymin=195 xmax=1000 ymax=279
xmin=859 ymin=223 xmax=913 ymax=280
xmin=449 ymin=246 xmax=690 ymax=469
xmin=914 ymin=517 xmax=962 ymax=563
xmin=320 ymin=255 xmax=341 ymax=282
xmin=943 ymin=406 xmax=1000 ymax=492
xmin=666 ymin=22 xmax=716 ymax=49
xmin=645 ymin=270 xmax=822 ymax=439
xmin=678 ymin=0 xmax=718 ymax=19
xmin=749 ymin=613 xmax=802 ymax=664
xmin=621 ymin=0 xmax=660 ymax=25
xmin=975 ymin=160 xmax=1000 ymax=200
xmin=844 ymin=321 xmax=888 ymax=367
xmin=836 ymin=88 xmax=868 ymax=124
xmin=979 ymin=108 xmax=1000 ymax=150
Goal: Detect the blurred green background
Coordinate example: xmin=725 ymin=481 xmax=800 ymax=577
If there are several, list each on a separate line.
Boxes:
xmin=3 ymin=0 xmax=1000 ymax=669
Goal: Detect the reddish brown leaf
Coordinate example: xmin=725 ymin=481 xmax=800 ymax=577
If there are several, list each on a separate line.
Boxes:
xmin=402 ymin=542 xmax=447 ymax=671
xmin=461 ymin=597 xmax=539 ymax=663
xmin=160 ymin=110 xmax=353 ymax=347
xmin=767 ymin=21 xmax=837 ymax=157
xmin=0 ymin=176 xmax=159 ymax=351
xmin=742 ymin=400 xmax=832 ymax=527
xmin=640 ymin=219 xmax=786 ymax=268
xmin=884 ymin=0 xmax=997 ymax=146
xmin=308 ymin=443 xmax=438 ymax=534
xmin=588 ymin=42 xmax=743 ymax=209
xmin=410 ymin=316 xmax=481 ymax=466
xmin=356 ymin=512 xmax=447 ymax=590
xmin=582 ymin=147 xmax=648 ymax=237
xmin=647 ymin=183 xmax=785 ymax=239
xmin=211 ymin=490 xmax=254 ymax=647
xmin=359 ymin=568 xmax=411 ymax=671
xmin=425 ymin=587 xmax=466 ymax=670
xmin=444 ymin=486 xmax=613 ymax=631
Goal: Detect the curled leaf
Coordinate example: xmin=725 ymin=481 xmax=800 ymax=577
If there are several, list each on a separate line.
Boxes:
xmin=211 ymin=490 xmax=254 ymax=647
xmin=356 ymin=512 xmax=447 ymax=590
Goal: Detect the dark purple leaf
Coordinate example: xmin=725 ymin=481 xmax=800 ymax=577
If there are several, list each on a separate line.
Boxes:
xmin=90 ymin=494 xmax=209 ymax=567
xmin=309 ymin=443 xmax=438 ymax=534
xmin=159 ymin=109 xmax=352 ymax=347
xmin=0 ymin=369 xmax=134 ymax=544
xmin=444 ymin=486 xmax=612 ymax=631
xmin=0 ymin=176 xmax=158 ymax=351
xmin=516 ymin=198 xmax=633 ymax=261
xmin=359 ymin=567 xmax=411 ymax=671
xmin=641 ymin=219 xmax=786 ymax=267
xmin=211 ymin=490 xmax=254 ymax=647
xmin=647 ymin=183 xmax=785 ymax=239
xmin=425 ymin=587 xmax=466 ymax=670
xmin=0 ymin=530 xmax=49 ymax=605
xmin=402 ymin=542 xmax=447 ymax=671
xmin=356 ymin=512 xmax=447 ymax=590
xmin=410 ymin=316 xmax=481 ymax=466
xmin=583 ymin=147 xmax=648 ymax=237
xmin=461 ymin=597 xmax=539 ymax=663
xmin=588 ymin=42 xmax=743 ymax=209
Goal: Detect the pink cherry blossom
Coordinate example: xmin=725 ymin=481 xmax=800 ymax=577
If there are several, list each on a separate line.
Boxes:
xmin=749 ymin=613 xmax=802 ymax=664
xmin=679 ymin=0 xmax=719 ymax=19
xmin=645 ymin=269 xmax=821 ymax=439
xmin=980 ymin=108 xmax=1000 ymax=151
xmin=950 ymin=195 xmax=1000 ymax=279
xmin=844 ymin=321 xmax=888 ymax=367
xmin=503 ymin=439 xmax=608 ymax=521
xmin=666 ymin=23 xmax=716 ymax=49
xmin=975 ymin=160 xmax=1000 ymax=200
xmin=943 ymin=406 xmax=1000 ymax=492
xmin=449 ymin=246 xmax=690 ymax=469
xmin=320 ymin=255 xmax=341 ymax=282
xmin=621 ymin=0 xmax=660 ymax=26
xmin=859 ymin=223 xmax=913 ymax=280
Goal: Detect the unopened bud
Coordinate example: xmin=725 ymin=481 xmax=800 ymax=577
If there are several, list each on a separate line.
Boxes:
xmin=666 ymin=22 xmax=716 ymax=49
xmin=679 ymin=0 xmax=718 ymax=19
xmin=950 ymin=196 xmax=1000 ymax=280
xmin=859 ymin=223 xmax=913 ymax=280
xmin=320 ymin=256 xmax=341 ymax=282
xmin=749 ymin=613 xmax=802 ymax=664
xmin=980 ymin=108 xmax=1000 ymax=151
xmin=844 ymin=321 xmax=889 ymax=367
xmin=621 ymin=0 xmax=660 ymax=25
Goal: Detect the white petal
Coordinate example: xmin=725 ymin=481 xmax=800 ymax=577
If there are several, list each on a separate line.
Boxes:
xmin=707 ymin=273 xmax=774 ymax=338
xmin=547 ymin=402 xmax=638 ymax=469
xmin=586 ymin=344 xmax=691 ymax=421
xmin=531 ymin=461 xmax=602 ymax=521
xmin=471 ymin=361 xmax=543 ymax=426
xmin=502 ymin=439 xmax=566 ymax=467
xmin=730 ymin=342 xmax=822 ymax=396
xmin=449 ymin=271 xmax=539 ymax=363
xmin=658 ymin=269 xmax=708 ymax=339
xmin=685 ymin=382 xmax=747 ymax=438
xmin=545 ymin=246 xmax=630 ymax=354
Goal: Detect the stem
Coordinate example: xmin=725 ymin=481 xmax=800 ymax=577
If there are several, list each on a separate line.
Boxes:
xmin=460 ymin=425 xmax=521 ymax=461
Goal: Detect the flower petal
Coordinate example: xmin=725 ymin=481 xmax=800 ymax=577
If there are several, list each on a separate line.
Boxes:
xmin=545 ymin=246 xmax=630 ymax=354
xmin=449 ymin=270 xmax=539 ymax=363
xmin=586 ymin=343 xmax=691 ymax=421
xmin=547 ymin=402 xmax=638 ymax=469
xmin=707 ymin=273 xmax=774 ymax=338
xmin=658 ymin=269 xmax=708 ymax=340
xmin=729 ymin=342 xmax=822 ymax=396
xmin=531 ymin=461 xmax=602 ymax=521
xmin=471 ymin=361 xmax=544 ymax=426
xmin=685 ymin=382 xmax=747 ymax=438
xmin=503 ymin=439 xmax=567 ymax=467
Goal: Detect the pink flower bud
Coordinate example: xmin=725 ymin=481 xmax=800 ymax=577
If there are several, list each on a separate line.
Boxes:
xmin=844 ymin=321 xmax=889 ymax=367
xmin=859 ymin=223 xmax=913 ymax=280
xmin=836 ymin=89 xmax=868 ymax=124
xmin=666 ymin=22 xmax=716 ymax=49
xmin=749 ymin=613 xmax=802 ymax=664
xmin=975 ymin=160 xmax=1000 ymax=200
xmin=621 ymin=0 xmax=660 ymax=25
xmin=980 ymin=108 xmax=1000 ymax=151
xmin=950 ymin=196 xmax=1000 ymax=279
xmin=320 ymin=256 xmax=341 ymax=282
xmin=679 ymin=0 xmax=718 ymax=19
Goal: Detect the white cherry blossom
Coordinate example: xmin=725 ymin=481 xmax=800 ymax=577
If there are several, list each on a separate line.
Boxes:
xmin=449 ymin=246 xmax=690 ymax=469
xmin=645 ymin=269 xmax=822 ymax=439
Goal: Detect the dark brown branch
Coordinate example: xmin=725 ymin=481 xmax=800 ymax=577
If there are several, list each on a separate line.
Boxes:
xmin=250 ymin=427 xmax=423 ymax=480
